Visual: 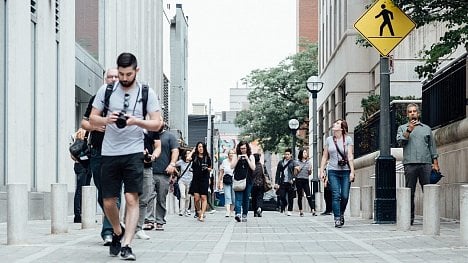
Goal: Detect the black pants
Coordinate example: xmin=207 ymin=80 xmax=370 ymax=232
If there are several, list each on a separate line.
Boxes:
xmin=404 ymin=163 xmax=431 ymax=220
xmin=73 ymin=162 xmax=91 ymax=217
xmin=251 ymin=186 xmax=264 ymax=211
xmin=295 ymin=178 xmax=315 ymax=211
xmin=324 ymin=181 xmax=332 ymax=213
xmin=279 ymin=182 xmax=295 ymax=212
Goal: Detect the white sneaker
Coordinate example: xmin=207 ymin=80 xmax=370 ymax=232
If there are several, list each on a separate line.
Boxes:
xmin=225 ymin=211 xmax=230 ymax=217
xmin=135 ymin=230 xmax=150 ymax=240
xmin=287 ymin=211 xmax=292 ymax=216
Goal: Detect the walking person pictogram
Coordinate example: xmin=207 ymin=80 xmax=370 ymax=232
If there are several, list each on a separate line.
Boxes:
xmin=375 ymin=4 xmax=394 ymax=36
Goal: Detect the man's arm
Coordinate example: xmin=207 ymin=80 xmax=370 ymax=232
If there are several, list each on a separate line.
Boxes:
xmin=396 ymin=125 xmax=410 ymax=146
xmin=126 ymin=110 xmax=162 ymax=131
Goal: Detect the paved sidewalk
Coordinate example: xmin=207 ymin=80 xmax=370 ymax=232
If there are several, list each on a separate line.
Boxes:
xmin=1 ymin=210 xmax=467 ymax=262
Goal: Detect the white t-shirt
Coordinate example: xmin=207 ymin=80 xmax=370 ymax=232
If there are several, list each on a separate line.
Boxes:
xmin=325 ymin=135 xmax=353 ymax=171
xmin=221 ymin=158 xmax=234 ymax=176
xmin=92 ymin=82 xmax=161 ymax=156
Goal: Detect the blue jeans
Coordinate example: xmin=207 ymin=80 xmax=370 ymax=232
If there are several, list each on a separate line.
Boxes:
xmin=234 ymin=182 xmax=253 ymax=216
xmin=223 ymin=183 xmax=235 ymax=205
xmin=327 ymin=170 xmax=351 ymax=220
xmin=90 ymin=148 xmax=114 ymax=238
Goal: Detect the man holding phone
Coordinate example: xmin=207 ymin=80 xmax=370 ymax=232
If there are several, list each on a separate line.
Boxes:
xmin=397 ymin=103 xmax=439 ymax=225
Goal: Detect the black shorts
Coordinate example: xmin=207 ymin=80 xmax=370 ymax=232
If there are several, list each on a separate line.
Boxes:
xmin=101 ymin=153 xmax=144 ymax=198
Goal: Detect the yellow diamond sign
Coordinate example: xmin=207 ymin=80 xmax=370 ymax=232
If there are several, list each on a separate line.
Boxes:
xmin=354 ymin=0 xmax=416 ymax=56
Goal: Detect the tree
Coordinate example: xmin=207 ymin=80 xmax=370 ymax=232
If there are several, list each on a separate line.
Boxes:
xmin=235 ymin=43 xmax=318 ymax=152
xmin=395 ymin=0 xmax=467 ymax=79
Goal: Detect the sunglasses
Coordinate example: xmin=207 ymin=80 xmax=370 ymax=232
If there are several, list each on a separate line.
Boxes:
xmin=123 ymin=94 xmax=130 ymax=110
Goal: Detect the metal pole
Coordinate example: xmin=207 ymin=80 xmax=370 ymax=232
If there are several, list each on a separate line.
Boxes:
xmin=312 ymin=92 xmax=319 ymax=181
xmin=291 ymin=129 xmax=296 ymax=159
xmin=374 ymin=56 xmax=396 ymax=223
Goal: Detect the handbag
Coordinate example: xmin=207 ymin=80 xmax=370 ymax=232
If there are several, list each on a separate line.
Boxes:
xmin=264 ymin=177 xmax=273 ymax=192
xmin=233 ymin=178 xmax=246 ymax=191
xmin=223 ymin=174 xmax=233 ymax=185
xmin=69 ymin=138 xmax=90 ymax=162
xmin=430 ymin=170 xmax=444 ymax=184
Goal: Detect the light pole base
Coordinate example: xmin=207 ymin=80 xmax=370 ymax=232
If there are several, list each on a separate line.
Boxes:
xmin=374 ymin=155 xmax=396 ymax=224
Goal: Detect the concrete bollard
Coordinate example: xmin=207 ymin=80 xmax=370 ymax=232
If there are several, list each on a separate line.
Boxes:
xmin=361 ymin=185 xmax=373 ymax=219
xmin=315 ymin=192 xmax=323 ymax=213
xmin=350 ymin=187 xmax=360 ymax=217
xmin=51 ymin=184 xmax=68 ymax=234
xmin=460 ymin=185 xmax=468 ymax=246
xmin=423 ymin=184 xmax=440 ymax=235
xmin=81 ymin=186 xmax=96 ymax=229
xmin=7 ymin=184 xmax=28 ymax=245
xmin=396 ymin=187 xmax=411 ymax=231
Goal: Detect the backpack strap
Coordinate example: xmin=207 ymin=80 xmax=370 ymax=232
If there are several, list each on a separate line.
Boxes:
xmin=142 ymin=84 xmax=149 ymax=119
xmin=102 ymin=83 xmax=114 ymax=117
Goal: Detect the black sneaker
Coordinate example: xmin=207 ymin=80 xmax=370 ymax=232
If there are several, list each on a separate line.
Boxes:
xmin=110 ymin=226 xmax=125 ymax=257
xmin=235 ymin=214 xmax=241 ymax=222
xmin=340 ymin=215 xmax=345 ymax=226
xmin=334 ymin=220 xmax=342 ymax=228
xmin=120 ymin=245 xmax=136 ymax=261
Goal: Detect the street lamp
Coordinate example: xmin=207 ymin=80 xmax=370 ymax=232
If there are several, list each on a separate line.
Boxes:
xmin=288 ymin=118 xmax=299 ymax=159
xmin=306 ymin=75 xmax=323 ymax=182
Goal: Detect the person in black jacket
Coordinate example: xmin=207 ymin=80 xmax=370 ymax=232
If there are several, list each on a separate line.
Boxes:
xmin=274 ymin=148 xmax=296 ymax=216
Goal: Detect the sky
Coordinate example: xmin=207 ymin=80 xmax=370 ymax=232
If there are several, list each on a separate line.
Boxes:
xmin=173 ymin=0 xmax=297 ymax=113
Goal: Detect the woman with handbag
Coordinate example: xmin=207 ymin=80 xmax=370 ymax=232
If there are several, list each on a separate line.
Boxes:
xmin=230 ymin=141 xmax=255 ymax=222
xmin=189 ymin=142 xmax=212 ymax=222
xmin=320 ymin=119 xmax=355 ymax=228
xmin=218 ymin=149 xmax=236 ymax=217
xmin=176 ymin=149 xmax=193 ymax=217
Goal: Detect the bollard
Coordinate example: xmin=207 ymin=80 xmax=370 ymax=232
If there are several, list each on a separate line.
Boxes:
xmin=81 ymin=186 xmax=96 ymax=229
xmin=7 ymin=184 xmax=28 ymax=245
xmin=51 ymin=184 xmax=68 ymax=234
xmin=396 ymin=187 xmax=411 ymax=231
xmin=460 ymin=185 xmax=468 ymax=246
xmin=350 ymin=187 xmax=360 ymax=217
xmin=361 ymin=185 xmax=373 ymax=219
xmin=315 ymin=192 xmax=323 ymax=213
xmin=423 ymin=184 xmax=440 ymax=235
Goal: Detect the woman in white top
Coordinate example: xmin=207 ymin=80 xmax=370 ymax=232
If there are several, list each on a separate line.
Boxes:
xmin=320 ymin=119 xmax=355 ymax=228
xmin=176 ymin=149 xmax=193 ymax=216
xmin=218 ymin=149 xmax=236 ymax=217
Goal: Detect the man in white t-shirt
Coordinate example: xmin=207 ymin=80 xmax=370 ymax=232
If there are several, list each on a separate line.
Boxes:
xmin=90 ymin=52 xmax=163 ymax=260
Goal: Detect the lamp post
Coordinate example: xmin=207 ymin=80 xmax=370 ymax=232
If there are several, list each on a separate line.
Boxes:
xmin=288 ymin=118 xmax=299 ymax=159
xmin=306 ymin=76 xmax=323 ymax=183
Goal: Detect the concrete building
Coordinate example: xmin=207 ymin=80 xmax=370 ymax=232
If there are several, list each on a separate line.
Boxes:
xmin=316 ymin=0 xmax=467 ymax=219
xmin=169 ymin=4 xmax=189 ymax=143
xmin=230 ymin=86 xmax=253 ymax=112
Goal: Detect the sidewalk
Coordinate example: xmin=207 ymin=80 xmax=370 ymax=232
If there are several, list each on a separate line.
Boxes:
xmin=1 ymin=210 xmax=467 ymax=262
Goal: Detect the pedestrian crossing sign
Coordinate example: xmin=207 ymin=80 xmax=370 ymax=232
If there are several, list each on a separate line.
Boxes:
xmin=354 ymin=0 xmax=416 ymax=56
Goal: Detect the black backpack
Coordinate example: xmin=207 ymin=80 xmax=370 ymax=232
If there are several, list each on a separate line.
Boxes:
xmin=102 ymin=83 xmax=149 ymax=119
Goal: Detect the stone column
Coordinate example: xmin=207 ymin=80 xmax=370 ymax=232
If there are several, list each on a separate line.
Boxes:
xmin=350 ymin=187 xmax=360 ymax=217
xmin=396 ymin=187 xmax=411 ymax=231
xmin=315 ymin=192 xmax=323 ymax=213
xmin=423 ymin=184 xmax=440 ymax=235
xmin=81 ymin=186 xmax=96 ymax=229
xmin=7 ymin=184 xmax=28 ymax=245
xmin=361 ymin=185 xmax=373 ymax=219
xmin=460 ymin=185 xmax=468 ymax=246
xmin=51 ymin=183 xmax=68 ymax=234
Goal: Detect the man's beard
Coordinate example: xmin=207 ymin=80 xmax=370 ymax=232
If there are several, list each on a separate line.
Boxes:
xmin=120 ymin=78 xmax=136 ymax=88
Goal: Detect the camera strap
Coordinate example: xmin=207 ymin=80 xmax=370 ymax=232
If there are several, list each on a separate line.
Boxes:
xmin=333 ymin=136 xmax=348 ymax=164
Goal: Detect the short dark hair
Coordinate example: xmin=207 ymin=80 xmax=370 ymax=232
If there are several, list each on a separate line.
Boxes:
xmin=297 ymin=148 xmax=307 ymax=160
xmin=116 ymin=52 xmax=138 ymax=69
xmin=285 ymin=148 xmax=292 ymax=154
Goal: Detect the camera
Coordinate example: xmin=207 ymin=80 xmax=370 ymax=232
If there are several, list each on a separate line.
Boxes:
xmin=201 ymin=164 xmax=208 ymax=171
xmin=115 ymin=112 xmax=128 ymax=129
xmin=144 ymin=152 xmax=152 ymax=163
xmin=338 ymin=159 xmax=349 ymax=167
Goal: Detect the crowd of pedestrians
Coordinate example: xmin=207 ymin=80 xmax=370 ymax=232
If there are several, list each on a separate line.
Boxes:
xmin=71 ymin=51 xmax=438 ymax=262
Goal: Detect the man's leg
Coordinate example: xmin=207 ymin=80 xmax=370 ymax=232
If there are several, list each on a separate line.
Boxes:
xmin=404 ymin=164 xmax=418 ymax=223
xmin=136 ymin=168 xmax=153 ymax=233
xmin=122 ymin=192 xmax=139 ymax=246
xmin=103 ymin=197 xmax=123 ymax=235
xmin=73 ymin=162 xmax=88 ymax=223
xmin=154 ymin=174 xmax=170 ymax=226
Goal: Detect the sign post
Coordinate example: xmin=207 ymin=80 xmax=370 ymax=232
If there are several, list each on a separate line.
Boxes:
xmin=354 ymin=0 xmax=416 ymax=223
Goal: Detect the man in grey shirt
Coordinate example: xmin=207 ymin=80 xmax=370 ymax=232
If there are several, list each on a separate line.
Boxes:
xmin=396 ymin=103 xmax=439 ymax=225
xmin=90 ymin=52 xmax=163 ymax=260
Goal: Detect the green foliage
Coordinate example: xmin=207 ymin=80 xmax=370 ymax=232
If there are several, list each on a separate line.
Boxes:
xmin=356 ymin=0 xmax=467 ymax=79
xmin=394 ymin=0 xmax=468 ymax=79
xmin=234 ymin=42 xmax=319 ymax=152
xmin=359 ymin=94 xmax=419 ymax=122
